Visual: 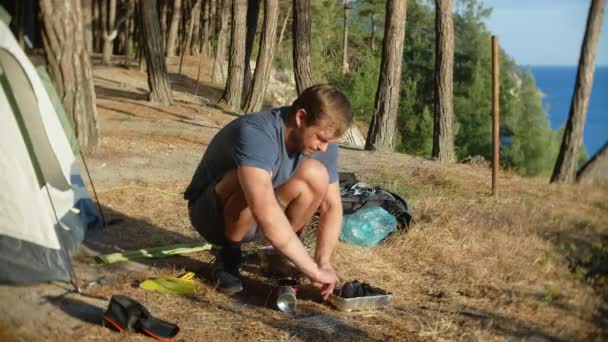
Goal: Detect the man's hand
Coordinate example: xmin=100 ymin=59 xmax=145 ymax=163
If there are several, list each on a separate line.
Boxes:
xmin=310 ymin=263 xmax=339 ymax=300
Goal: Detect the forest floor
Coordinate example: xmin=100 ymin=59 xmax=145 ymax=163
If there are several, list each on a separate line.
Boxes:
xmin=1 ymin=55 xmax=607 ymax=341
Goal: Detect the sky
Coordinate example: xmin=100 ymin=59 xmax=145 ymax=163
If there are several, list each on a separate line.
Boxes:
xmin=481 ymin=0 xmax=608 ymax=66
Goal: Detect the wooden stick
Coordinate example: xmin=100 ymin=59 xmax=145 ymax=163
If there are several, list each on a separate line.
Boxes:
xmin=492 ymin=35 xmax=500 ymax=196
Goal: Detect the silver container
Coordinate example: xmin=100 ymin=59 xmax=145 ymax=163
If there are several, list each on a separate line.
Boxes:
xmin=276 ymin=285 xmax=297 ymax=313
xmin=328 ymin=293 xmax=393 ymax=312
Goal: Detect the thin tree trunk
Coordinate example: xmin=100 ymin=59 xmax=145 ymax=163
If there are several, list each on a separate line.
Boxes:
xmin=83 ymin=0 xmax=94 ymax=52
xmin=551 ymin=0 xmax=605 ymax=183
xmin=185 ymin=0 xmax=201 ymax=57
xmin=432 ymin=0 xmax=455 ymax=162
xmin=102 ymin=0 xmax=117 ymax=64
xmin=370 ymin=13 xmax=375 ymax=50
xmin=15 ymin=0 xmax=25 ymax=48
xmin=292 ymin=0 xmax=314 ymax=94
xmin=140 ymin=0 xmax=174 ymax=104
xmin=190 ymin=0 xmax=202 ymax=54
xmin=365 ymin=0 xmax=407 ymax=152
xmin=243 ymin=0 xmax=278 ymax=112
xmin=212 ymin=0 xmax=230 ymax=83
xmin=277 ymin=6 xmax=290 ymax=48
xmin=40 ymin=0 xmax=99 ymax=149
xmin=160 ymin=0 xmax=168 ymax=49
xmin=93 ymin=0 xmax=101 ymax=51
xmin=243 ymin=0 xmax=261 ymax=102
xmin=342 ymin=0 xmax=349 ymax=74
xmin=167 ymin=0 xmax=182 ymax=56
xmin=125 ymin=0 xmax=136 ymax=62
xmin=219 ymin=0 xmax=247 ymax=111
xmin=576 ymin=141 xmax=608 ymax=184
xmin=201 ymin=0 xmax=211 ymax=56
xmin=98 ymin=0 xmax=107 ymax=53
xmin=207 ymin=0 xmax=219 ymax=42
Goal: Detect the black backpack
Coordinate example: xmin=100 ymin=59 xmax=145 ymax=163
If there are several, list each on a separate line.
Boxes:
xmin=339 ymin=172 xmax=412 ymax=230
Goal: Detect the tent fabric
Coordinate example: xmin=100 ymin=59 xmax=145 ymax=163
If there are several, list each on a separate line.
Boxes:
xmin=0 ymin=20 xmax=98 ymax=284
xmin=37 ymin=67 xmax=80 ymax=154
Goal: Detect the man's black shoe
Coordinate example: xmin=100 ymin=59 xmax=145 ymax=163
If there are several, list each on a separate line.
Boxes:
xmin=212 ymin=245 xmax=243 ymax=294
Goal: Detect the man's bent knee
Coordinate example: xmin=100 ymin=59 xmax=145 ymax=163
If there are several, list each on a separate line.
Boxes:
xmin=292 ymin=159 xmax=329 ymax=197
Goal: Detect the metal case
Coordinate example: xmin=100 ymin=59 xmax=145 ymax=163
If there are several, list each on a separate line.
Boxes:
xmin=328 ymin=293 xmax=393 ymax=311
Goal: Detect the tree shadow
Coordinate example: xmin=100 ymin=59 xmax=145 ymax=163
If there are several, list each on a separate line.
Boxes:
xmin=168 ymin=73 xmax=223 ymax=101
xmin=393 ymin=303 xmax=568 ymax=341
xmin=96 ymin=103 xmax=221 ymax=132
xmin=539 ymin=223 xmax=608 ymax=338
xmin=95 ymin=84 xmax=148 ymax=101
xmin=78 ymin=204 xmax=377 ymax=339
xmin=185 ymin=291 xmax=378 ymax=341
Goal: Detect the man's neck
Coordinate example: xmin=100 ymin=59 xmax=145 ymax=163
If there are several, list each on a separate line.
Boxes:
xmin=283 ymin=108 xmax=298 ymax=156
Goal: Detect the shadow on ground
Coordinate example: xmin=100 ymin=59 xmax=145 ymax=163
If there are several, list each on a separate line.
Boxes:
xmin=76 ymin=205 xmax=374 ymax=340
xmin=540 ymin=221 xmax=608 ymax=339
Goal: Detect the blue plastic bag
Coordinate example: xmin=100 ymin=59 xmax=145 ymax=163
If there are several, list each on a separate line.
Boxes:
xmin=340 ymin=206 xmax=397 ymax=246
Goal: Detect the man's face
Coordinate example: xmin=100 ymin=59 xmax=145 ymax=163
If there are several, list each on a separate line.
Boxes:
xmin=293 ymin=108 xmax=338 ymax=156
xmin=299 ymin=124 xmax=336 ymax=156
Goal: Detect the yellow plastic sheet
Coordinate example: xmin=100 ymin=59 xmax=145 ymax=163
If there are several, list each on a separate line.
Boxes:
xmin=139 ymin=272 xmax=198 ymax=295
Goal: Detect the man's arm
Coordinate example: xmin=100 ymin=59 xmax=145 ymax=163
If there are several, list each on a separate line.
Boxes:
xmin=237 ymin=165 xmax=334 ymax=284
xmin=314 ymin=181 xmax=343 ymax=267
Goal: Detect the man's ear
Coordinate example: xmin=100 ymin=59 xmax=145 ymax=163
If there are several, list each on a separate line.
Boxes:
xmin=295 ymin=108 xmax=307 ymax=128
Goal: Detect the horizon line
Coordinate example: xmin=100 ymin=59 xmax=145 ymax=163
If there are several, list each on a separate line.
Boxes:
xmin=519 ymin=64 xmax=608 ymax=68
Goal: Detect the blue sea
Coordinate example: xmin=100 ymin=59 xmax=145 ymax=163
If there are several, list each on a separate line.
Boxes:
xmin=528 ymin=65 xmax=607 ymax=157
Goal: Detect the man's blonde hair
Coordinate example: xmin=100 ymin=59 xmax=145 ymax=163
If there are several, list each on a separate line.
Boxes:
xmin=290 ymin=84 xmax=352 ymax=137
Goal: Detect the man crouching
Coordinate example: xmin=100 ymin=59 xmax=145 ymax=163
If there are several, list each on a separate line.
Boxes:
xmin=185 ymin=84 xmax=352 ymax=300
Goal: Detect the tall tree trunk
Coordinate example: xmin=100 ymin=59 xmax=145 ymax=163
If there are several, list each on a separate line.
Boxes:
xmin=432 ymin=0 xmax=455 ymax=162
xmin=212 ymin=0 xmax=230 ymax=83
xmin=209 ymin=0 xmax=217 ymax=42
xmin=102 ymin=0 xmax=117 ymax=64
xmin=83 ymin=0 xmax=94 ymax=52
xmin=167 ymin=0 xmax=182 ymax=56
xmin=577 ymin=141 xmax=608 ymax=184
xmin=242 ymin=0 xmax=261 ymax=102
xmin=190 ymin=0 xmax=202 ymax=55
xmin=40 ymin=0 xmax=99 ymax=149
xmin=125 ymin=0 xmax=136 ymax=62
xmin=364 ymin=0 xmax=407 ymax=152
xmin=15 ymin=0 xmax=25 ymax=48
xmin=93 ymin=0 xmax=101 ymax=51
xmin=243 ymin=0 xmax=278 ymax=112
xmin=551 ymin=0 xmax=605 ymax=183
xmin=370 ymin=13 xmax=375 ymax=50
xmin=98 ymin=0 xmax=107 ymax=53
xmin=184 ymin=0 xmax=201 ymax=57
xmin=342 ymin=0 xmax=349 ymax=74
xmin=292 ymin=0 xmax=314 ymax=94
xmin=140 ymin=0 xmax=174 ymax=104
xmin=277 ymin=6 xmax=290 ymax=48
xmin=201 ymin=0 xmax=211 ymax=56
xmin=219 ymin=0 xmax=247 ymax=111
xmin=160 ymin=0 xmax=169 ymax=49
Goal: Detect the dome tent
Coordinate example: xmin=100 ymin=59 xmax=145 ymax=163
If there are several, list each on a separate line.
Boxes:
xmin=0 ymin=13 xmax=99 ymax=284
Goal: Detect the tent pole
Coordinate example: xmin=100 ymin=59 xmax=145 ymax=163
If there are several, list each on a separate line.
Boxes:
xmin=79 ymin=150 xmax=107 ymax=228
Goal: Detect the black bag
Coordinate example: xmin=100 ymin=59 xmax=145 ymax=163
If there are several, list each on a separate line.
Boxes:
xmin=339 ymin=172 xmax=412 ymax=229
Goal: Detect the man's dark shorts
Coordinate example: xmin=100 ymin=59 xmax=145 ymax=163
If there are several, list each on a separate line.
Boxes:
xmin=187 ymin=179 xmax=261 ymax=246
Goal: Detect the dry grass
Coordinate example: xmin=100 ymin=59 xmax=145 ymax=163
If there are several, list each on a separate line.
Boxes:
xmin=8 ymin=60 xmax=606 ymax=341
xmin=74 ymin=154 xmax=608 ymax=341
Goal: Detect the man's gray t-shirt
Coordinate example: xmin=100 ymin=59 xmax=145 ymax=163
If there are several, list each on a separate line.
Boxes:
xmin=184 ymin=107 xmax=339 ymax=202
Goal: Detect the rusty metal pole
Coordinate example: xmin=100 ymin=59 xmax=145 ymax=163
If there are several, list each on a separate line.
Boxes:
xmin=492 ymin=35 xmax=500 ymax=196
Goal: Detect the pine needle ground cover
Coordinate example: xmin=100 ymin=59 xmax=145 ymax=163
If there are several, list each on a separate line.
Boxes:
xmin=1 ymin=58 xmax=605 ymax=342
